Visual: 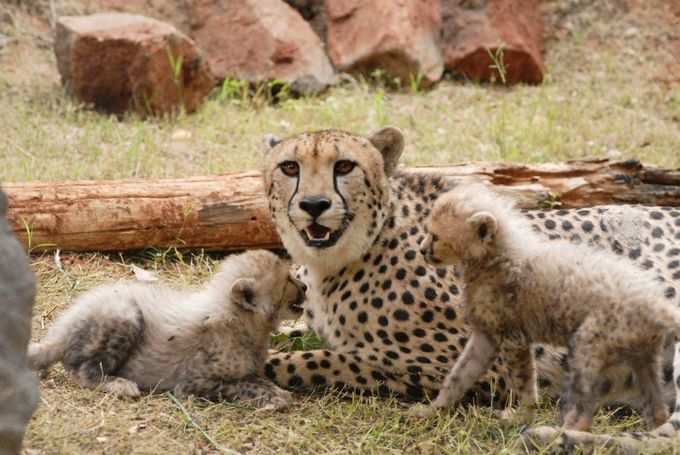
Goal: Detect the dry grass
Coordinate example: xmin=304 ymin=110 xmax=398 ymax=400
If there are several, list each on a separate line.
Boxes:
xmin=2 ymin=0 xmax=680 ymax=453
xmin=2 ymin=1 xmax=680 ymax=183
xmin=26 ymin=251 xmax=651 ymax=455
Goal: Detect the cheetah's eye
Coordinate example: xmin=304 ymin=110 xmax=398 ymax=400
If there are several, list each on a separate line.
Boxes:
xmin=334 ymin=160 xmax=356 ymax=176
xmin=279 ymin=161 xmax=299 ymax=177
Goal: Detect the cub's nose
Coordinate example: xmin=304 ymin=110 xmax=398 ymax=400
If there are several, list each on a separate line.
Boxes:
xmin=419 ymin=235 xmax=432 ymax=256
xmin=299 ymin=196 xmax=332 ymax=219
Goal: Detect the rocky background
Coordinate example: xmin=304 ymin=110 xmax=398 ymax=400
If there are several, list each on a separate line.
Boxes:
xmin=4 ymin=0 xmax=553 ymax=117
xmin=1 ymin=0 xmax=678 ymax=118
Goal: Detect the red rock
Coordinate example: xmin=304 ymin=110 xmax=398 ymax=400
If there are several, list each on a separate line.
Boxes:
xmin=326 ymin=0 xmax=443 ymax=87
xmin=91 ymin=0 xmax=192 ymax=34
xmin=54 ymin=13 xmax=215 ymax=116
xmin=441 ymin=0 xmax=544 ymax=85
xmin=189 ymin=0 xmax=335 ymax=95
xmin=282 ymin=0 xmax=327 ymax=43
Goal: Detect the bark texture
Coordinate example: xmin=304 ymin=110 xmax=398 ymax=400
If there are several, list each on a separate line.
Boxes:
xmin=5 ymin=159 xmax=680 ymax=252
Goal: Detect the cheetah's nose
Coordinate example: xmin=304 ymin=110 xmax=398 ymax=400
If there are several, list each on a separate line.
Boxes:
xmin=299 ymin=196 xmax=332 ymax=219
xmin=301 ymin=283 xmax=308 ymax=293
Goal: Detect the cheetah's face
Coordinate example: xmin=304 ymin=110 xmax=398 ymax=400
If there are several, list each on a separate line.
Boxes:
xmin=421 ymin=191 xmax=498 ymax=265
xmin=262 ymin=128 xmax=404 ymax=272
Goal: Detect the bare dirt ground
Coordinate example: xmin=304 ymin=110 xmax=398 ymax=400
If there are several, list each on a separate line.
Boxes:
xmin=1 ymin=0 xmax=680 ymax=453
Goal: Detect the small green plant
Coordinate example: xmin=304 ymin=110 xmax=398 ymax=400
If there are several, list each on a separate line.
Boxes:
xmin=539 ymin=192 xmax=562 ymax=209
xmin=246 ymin=79 xmax=293 ymax=107
xmin=166 ymin=47 xmax=184 ymax=87
xmin=271 ymin=329 xmax=328 ymax=351
xmin=267 ymin=79 xmax=292 ymax=104
xmin=216 ymin=78 xmax=249 ymax=104
xmin=409 ymin=72 xmax=425 ymax=94
xmin=20 ymin=217 xmax=33 ymax=252
xmin=487 ymin=45 xmax=508 ymax=85
xmin=166 ymin=45 xmax=186 ymax=115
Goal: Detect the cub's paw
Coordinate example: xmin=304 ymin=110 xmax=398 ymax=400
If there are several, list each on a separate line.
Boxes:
xmin=103 ymin=377 xmax=141 ymax=398
xmin=255 ymin=388 xmax=294 ymax=411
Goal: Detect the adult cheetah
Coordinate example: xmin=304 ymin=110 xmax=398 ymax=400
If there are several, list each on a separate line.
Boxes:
xmin=261 ymin=127 xmax=680 ymax=448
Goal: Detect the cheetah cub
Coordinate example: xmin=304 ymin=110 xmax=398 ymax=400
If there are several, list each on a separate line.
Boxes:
xmin=414 ymin=184 xmax=680 ymax=431
xmin=28 ymin=250 xmax=305 ymax=409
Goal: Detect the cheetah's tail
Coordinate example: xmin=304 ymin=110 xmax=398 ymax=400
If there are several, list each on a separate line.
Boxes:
xmin=27 ymin=341 xmax=65 ymax=371
xmin=521 ymin=418 xmax=680 ymax=454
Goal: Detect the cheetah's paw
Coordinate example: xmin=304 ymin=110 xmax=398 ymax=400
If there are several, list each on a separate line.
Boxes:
xmin=408 ymin=403 xmax=439 ymax=418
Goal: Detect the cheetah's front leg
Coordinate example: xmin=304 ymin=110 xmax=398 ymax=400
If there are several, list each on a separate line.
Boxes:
xmin=497 ymin=338 xmax=538 ymax=424
xmin=411 ymin=331 xmax=498 ymax=417
xmin=174 ymin=375 xmax=293 ymax=410
xmin=264 ymin=350 xmax=431 ymax=400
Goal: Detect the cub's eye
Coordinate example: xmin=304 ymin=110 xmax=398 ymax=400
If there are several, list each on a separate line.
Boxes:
xmin=334 ymin=160 xmax=356 ymax=176
xmin=279 ymin=161 xmax=299 ymax=177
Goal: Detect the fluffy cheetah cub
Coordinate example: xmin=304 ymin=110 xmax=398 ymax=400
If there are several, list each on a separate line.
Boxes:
xmin=414 ymin=184 xmax=679 ymax=431
xmin=28 ymin=250 xmax=305 ymax=409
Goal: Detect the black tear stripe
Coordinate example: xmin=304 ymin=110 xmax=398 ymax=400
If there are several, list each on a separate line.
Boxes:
xmin=286 ymin=169 xmax=301 ymax=227
xmin=333 ymin=167 xmax=349 ymax=212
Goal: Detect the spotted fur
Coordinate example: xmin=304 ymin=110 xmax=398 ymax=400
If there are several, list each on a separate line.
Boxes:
xmin=28 ymin=250 xmax=304 ymax=408
xmin=261 ymin=128 xmax=680 ymax=450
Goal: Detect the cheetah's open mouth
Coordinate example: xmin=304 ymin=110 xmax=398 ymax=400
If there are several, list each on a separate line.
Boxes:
xmin=302 ymin=222 xmax=340 ymax=248
xmin=300 ymin=216 xmax=353 ymax=249
xmin=304 ymin=222 xmax=331 ymax=242
xmin=290 ymin=290 xmax=305 ymax=315
xmin=423 ymin=252 xmax=443 ymax=265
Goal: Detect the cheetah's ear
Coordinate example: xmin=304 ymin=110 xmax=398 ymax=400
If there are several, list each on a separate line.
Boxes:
xmin=261 ymin=133 xmax=281 ymax=153
xmin=230 ymin=278 xmax=258 ymax=311
xmin=368 ymin=127 xmax=404 ymax=176
xmin=466 ymin=211 xmax=498 ymax=242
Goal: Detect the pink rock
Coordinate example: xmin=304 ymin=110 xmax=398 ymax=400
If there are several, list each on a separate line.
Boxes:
xmin=282 ymin=0 xmax=327 ymax=44
xmin=189 ymin=0 xmax=335 ymax=95
xmin=326 ymin=0 xmax=443 ymax=87
xmin=441 ymin=0 xmax=545 ymax=85
xmin=55 ymin=13 xmax=216 ymax=116
xmin=91 ymin=0 xmax=192 ymax=34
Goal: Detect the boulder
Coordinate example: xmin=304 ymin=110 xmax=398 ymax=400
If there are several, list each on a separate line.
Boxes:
xmin=54 ymin=13 xmax=216 ymax=117
xmin=90 ymin=0 xmax=192 ymax=34
xmin=441 ymin=0 xmax=545 ymax=85
xmin=189 ymin=0 xmax=335 ymax=95
xmin=0 ymin=188 xmax=38 ymax=455
xmin=282 ymin=0 xmax=327 ymax=44
xmin=326 ymin=0 xmax=443 ymax=87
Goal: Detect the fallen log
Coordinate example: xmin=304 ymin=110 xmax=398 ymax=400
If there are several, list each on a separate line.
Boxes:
xmin=4 ymin=158 xmax=680 ymax=253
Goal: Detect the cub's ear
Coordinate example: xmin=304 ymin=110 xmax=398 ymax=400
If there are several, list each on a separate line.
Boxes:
xmin=466 ymin=211 xmax=498 ymax=242
xmin=262 ymin=133 xmax=281 ymax=153
xmin=230 ymin=278 xmax=257 ymax=311
xmin=368 ymin=126 xmax=404 ymax=176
